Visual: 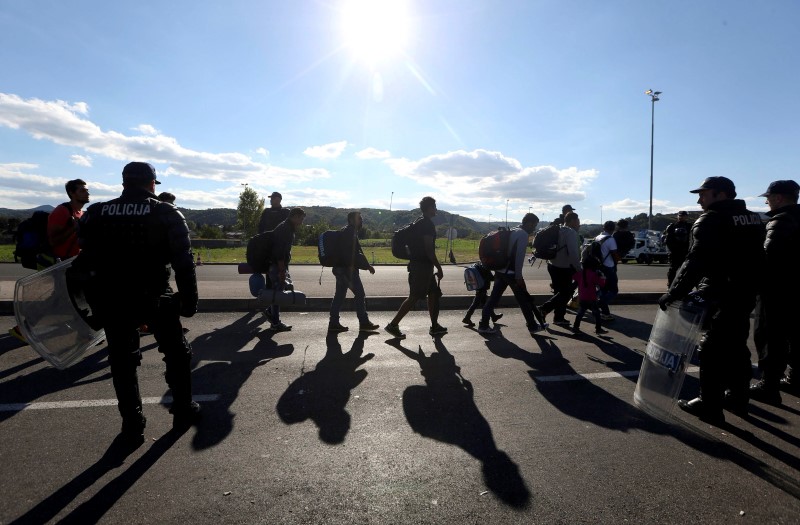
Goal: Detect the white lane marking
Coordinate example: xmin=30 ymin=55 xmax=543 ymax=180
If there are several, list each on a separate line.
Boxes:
xmin=0 ymin=394 xmax=220 ymax=413
xmin=534 ymin=366 xmax=700 ymax=383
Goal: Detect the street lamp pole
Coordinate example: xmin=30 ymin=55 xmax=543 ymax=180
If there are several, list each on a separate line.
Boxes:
xmin=645 ymin=89 xmax=661 ymax=231
xmin=505 ymin=199 xmax=509 ymax=229
xmin=389 ymin=191 xmax=394 ymax=212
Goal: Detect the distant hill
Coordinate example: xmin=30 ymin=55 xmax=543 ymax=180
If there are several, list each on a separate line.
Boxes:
xmin=0 ymin=204 xmax=692 ymax=239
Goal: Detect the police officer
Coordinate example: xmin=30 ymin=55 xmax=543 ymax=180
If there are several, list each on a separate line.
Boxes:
xmin=751 ymin=180 xmax=800 ymax=405
xmin=658 ymin=176 xmax=765 ymax=425
xmin=76 ymin=162 xmax=200 ymax=445
xmin=663 ymin=211 xmax=691 ymax=287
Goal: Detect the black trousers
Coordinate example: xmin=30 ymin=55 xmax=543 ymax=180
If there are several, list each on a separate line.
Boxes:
xmin=99 ymin=294 xmax=193 ymax=421
xmin=698 ymin=301 xmax=755 ymax=409
xmin=754 ymin=293 xmax=799 ymax=384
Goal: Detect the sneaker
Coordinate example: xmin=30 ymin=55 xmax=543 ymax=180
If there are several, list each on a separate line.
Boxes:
xmin=595 ymin=327 xmax=609 ymax=335
xmin=600 ymin=314 xmax=615 ymax=321
xmin=528 ymin=324 xmax=546 ymax=335
xmin=749 ymin=380 xmax=782 ymax=405
xmin=384 ymin=323 xmax=406 ymax=339
xmin=779 ymin=375 xmax=799 ymax=394
xmin=491 ymin=313 xmax=504 ymax=323
xmin=462 ymin=317 xmax=475 ymax=327
xmin=477 ymin=324 xmax=497 ymax=334
xmin=553 ymin=319 xmax=571 ymax=327
xmin=170 ymin=401 xmax=202 ymax=427
xmin=328 ymin=322 xmax=349 ymax=332
xmin=270 ymin=322 xmax=292 ymax=332
xmin=359 ymin=322 xmax=380 ymax=332
xmin=8 ymin=326 xmax=26 ymax=343
xmin=429 ymin=324 xmax=448 ymax=336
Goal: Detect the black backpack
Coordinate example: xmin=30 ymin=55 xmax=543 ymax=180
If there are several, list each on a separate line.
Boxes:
xmin=581 ymin=236 xmax=612 ymax=269
xmin=391 ymin=218 xmax=422 ymax=260
xmin=317 ymin=229 xmax=343 ymax=267
xmin=14 ymin=211 xmax=53 ymax=270
xmin=246 ymin=230 xmax=275 ymax=273
xmin=478 ymin=228 xmax=514 ymax=270
xmin=613 ymin=230 xmax=635 ymax=257
xmin=532 ymin=223 xmax=562 ymax=260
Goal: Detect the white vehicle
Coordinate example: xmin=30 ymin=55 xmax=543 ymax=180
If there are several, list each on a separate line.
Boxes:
xmin=620 ymin=230 xmax=669 ymax=265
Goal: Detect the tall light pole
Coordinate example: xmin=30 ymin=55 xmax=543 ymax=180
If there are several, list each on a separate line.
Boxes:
xmin=505 ymin=199 xmax=509 ymax=229
xmin=389 ymin=191 xmax=394 ymax=212
xmin=645 ymin=89 xmax=661 ymax=231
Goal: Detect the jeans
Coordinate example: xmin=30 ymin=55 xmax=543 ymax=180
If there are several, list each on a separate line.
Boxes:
xmin=542 ymin=265 xmax=574 ymax=322
xmin=598 ymin=264 xmax=618 ymax=315
xmin=480 ymin=272 xmax=539 ymax=328
xmin=330 ymin=266 xmax=369 ymax=324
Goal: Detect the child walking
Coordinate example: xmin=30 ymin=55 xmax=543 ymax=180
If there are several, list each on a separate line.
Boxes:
xmin=462 ymin=262 xmax=502 ymax=327
xmin=572 ymin=254 xmax=608 ymax=335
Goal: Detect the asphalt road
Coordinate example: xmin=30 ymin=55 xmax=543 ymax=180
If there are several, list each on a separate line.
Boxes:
xmin=1 ymin=306 xmax=798 ymax=524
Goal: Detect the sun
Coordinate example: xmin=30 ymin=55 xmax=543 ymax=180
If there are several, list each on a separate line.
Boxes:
xmin=340 ymin=0 xmax=411 ymax=66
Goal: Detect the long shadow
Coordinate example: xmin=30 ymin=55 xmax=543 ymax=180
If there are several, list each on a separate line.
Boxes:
xmin=188 ymin=312 xmax=294 ymax=450
xmin=10 ymin=427 xmax=187 ymax=524
xmin=390 ymin=338 xmax=531 ymax=509
xmin=276 ymin=332 xmax=374 ymax=444
xmin=0 ymin=345 xmax=111 ymax=423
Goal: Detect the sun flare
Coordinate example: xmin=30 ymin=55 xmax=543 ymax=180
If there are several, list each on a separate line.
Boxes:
xmin=341 ymin=0 xmax=411 ymax=65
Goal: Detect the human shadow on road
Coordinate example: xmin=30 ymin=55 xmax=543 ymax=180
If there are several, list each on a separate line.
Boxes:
xmin=276 ymin=331 xmax=374 ymax=444
xmin=10 ymin=427 xmax=187 ymax=524
xmin=187 ymin=311 xmax=294 ymax=450
xmin=0 ymin=344 xmax=111 ymax=423
xmin=390 ymin=338 xmax=531 ymax=509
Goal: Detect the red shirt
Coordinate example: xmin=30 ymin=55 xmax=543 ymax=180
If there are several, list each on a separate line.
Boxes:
xmin=47 ymin=204 xmax=83 ymax=259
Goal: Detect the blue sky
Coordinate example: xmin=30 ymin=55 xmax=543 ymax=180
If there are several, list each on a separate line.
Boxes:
xmin=1 ymin=1 xmax=796 ymax=224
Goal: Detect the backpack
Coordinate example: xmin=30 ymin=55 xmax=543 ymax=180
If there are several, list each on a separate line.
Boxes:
xmin=246 ymin=230 xmax=274 ymax=273
xmin=317 ymin=230 xmax=343 ymax=267
xmin=613 ymin=230 xmax=635 ymax=257
xmin=532 ymin=223 xmax=562 ymax=260
xmin=391 ymin=219 xmax=422 ymax=260
xmin=581 ymin=235 xmax=612 ymax=270
xmin=479 ymin=228 xmax=513 ymax=270
xmin=14 ymin=211 xmax=54 ymax=270
xmin=463 ymin=262 xmax=492 ymax=291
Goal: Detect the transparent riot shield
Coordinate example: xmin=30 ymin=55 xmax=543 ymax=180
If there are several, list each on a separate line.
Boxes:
xmin=13 ymin=257 xmax=105 ymax=370
xmin=633 ymin=299 xmax=706 ymax=422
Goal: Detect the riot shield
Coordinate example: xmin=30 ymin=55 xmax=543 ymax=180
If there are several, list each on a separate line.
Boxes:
xmin=13 ymin=257 xmax=105 ymax=370
xmin=633 ymin=299 xmax=706 ymax=422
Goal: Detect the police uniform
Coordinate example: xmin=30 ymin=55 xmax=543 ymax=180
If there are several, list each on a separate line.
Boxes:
xmin=76 ymin=162 xmax=199 ymax=443
xmin=663 ymin=213 xmax=691 ymax=287
xmin=660 ymin=176 xmax=765 ymax=423
xmin=752 ymin=180 xmax=800 ymax=403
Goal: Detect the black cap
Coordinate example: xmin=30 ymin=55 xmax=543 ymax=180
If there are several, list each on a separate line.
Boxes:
xmin=562 ymin=204 xmax=575 ymax=213
xmin=689 ymin=176 xmax=734 ymax=194
xmin=122 ymin=162 xmax=160 ymax=184
xmin=760 ymin=180 xmax=800 ymax=197
xmin=678 ymin=210 xmax=688 ymax=216
xmin=269 ymin=192 xmax=282 ymax=199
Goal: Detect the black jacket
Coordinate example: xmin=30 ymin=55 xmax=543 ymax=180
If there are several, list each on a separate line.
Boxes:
xmin=258 ymin=207 xmax=290 ymax=234
xmin=668 ymin=199 xmax=765 ymax=305
xmin=77 ymin=187 xmax=197 ymax=303
xmin=664 ymin=220 xmax=691 ymax=256
xmin=763 ymin=203 xmax=800 ymax=295
xmin=336 ymin=224 xmax=370 ymax=270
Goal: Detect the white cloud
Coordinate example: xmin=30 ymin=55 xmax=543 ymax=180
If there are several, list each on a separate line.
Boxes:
xmin=256 ymin=147 xmax=269 ymax=157
xmin=303 ymin=141 xmax=348 ymax=159
xmin=356 ymin=147 xmax=391 ymax=159
xmin=0 ymin=93 xmax=332 ymax=185
xmin=385 ymin=149 xmax=598 ymax=213
xmin=70 ymin=154 xmax=92 ymax=167
xmin=133 ymin=124 xmax=159 ymax=136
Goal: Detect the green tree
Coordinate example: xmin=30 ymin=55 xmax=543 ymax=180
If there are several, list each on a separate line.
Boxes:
xmin=197 ymin=224 xmax=224 ymax=239
xmin=236 ymin=185 xmax=264 ymax=239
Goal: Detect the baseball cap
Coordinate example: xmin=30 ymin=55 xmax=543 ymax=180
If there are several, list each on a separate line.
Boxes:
xmin=689 ymin=176 xmax=735 ymax=194
xmin=122 ymin=162 xmax=160 ymax=184
xmin=269 ymin=192 xmax=282 ymax=199
xmin=760 ymin=180 xmax=800 ymax=197
xmin=562 ymin=204 xmax=575 ymax=213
